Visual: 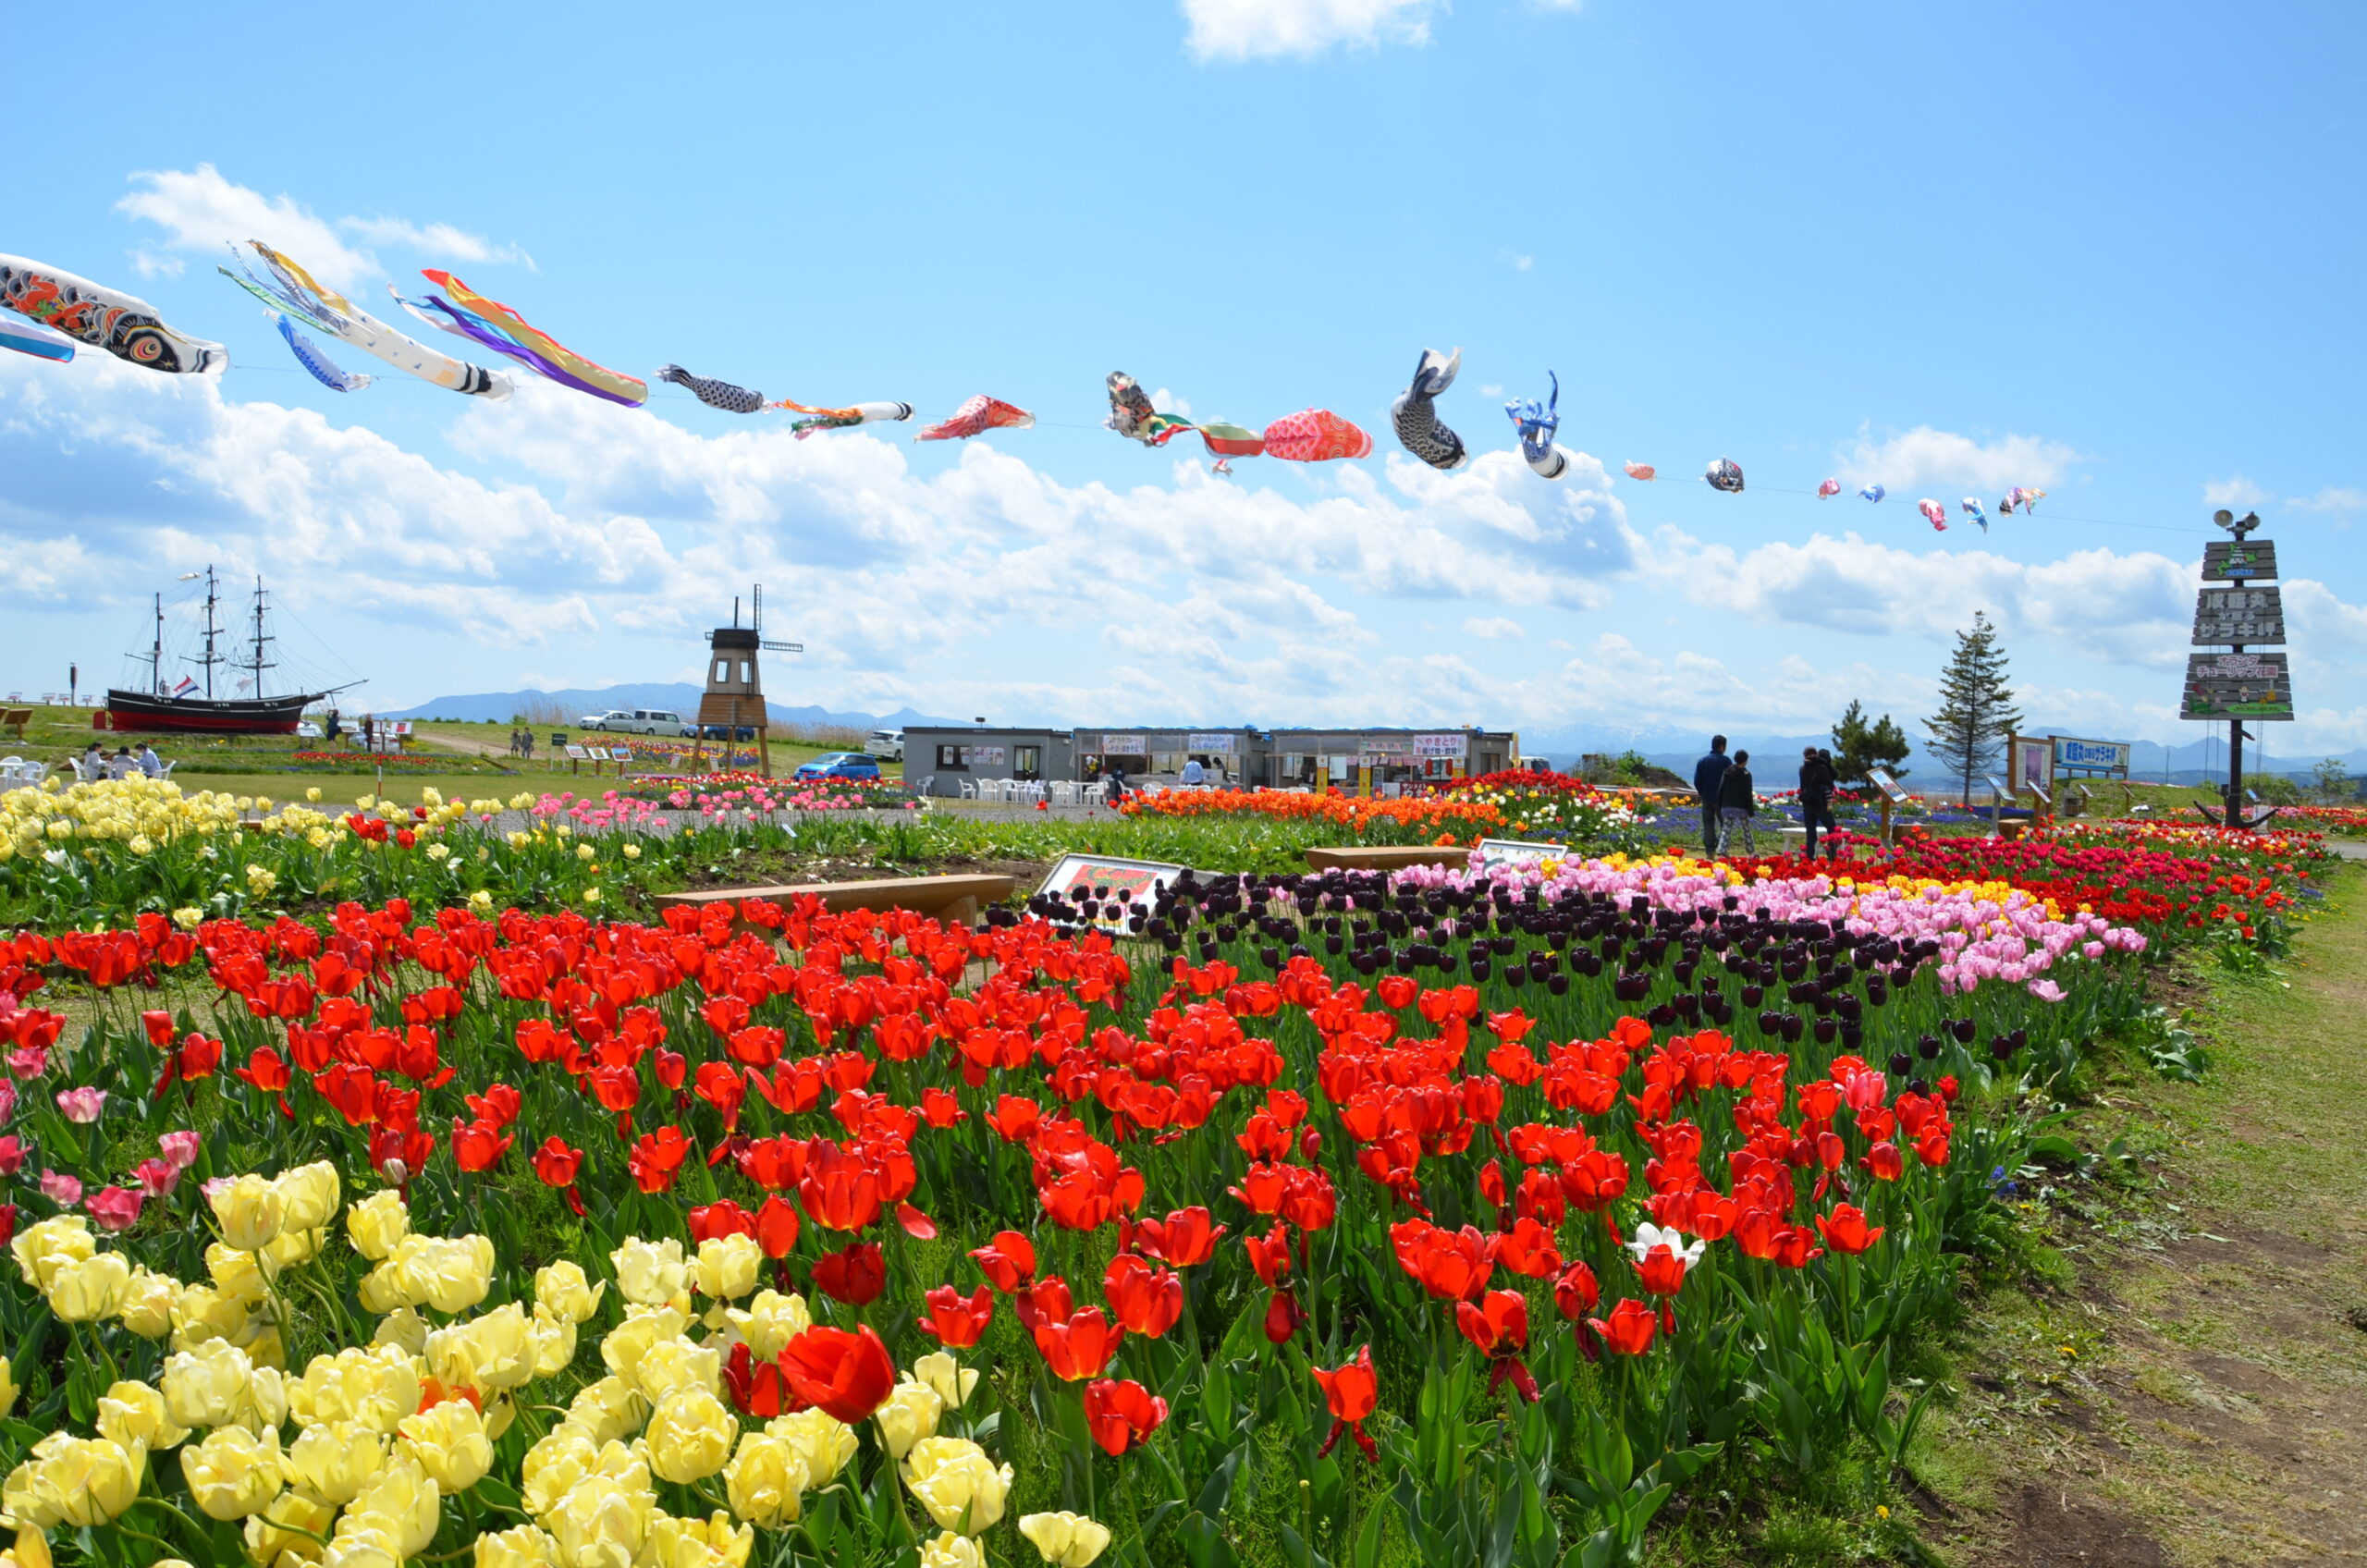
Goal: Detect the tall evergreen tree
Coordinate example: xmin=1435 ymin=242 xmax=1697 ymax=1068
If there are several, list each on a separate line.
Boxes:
xmin=1922 ymin=612 xmax=2023 ymax=804
xmin=1830 ymin=700 xmax=1911 ymax=783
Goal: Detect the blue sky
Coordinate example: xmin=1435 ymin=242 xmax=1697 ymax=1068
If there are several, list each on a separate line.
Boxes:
xmin=4 ymin=0 xmax=2362 ymax=756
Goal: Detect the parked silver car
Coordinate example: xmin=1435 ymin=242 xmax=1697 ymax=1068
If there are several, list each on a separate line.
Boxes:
xmin=580 ymin=708 xmax=695 ymax=737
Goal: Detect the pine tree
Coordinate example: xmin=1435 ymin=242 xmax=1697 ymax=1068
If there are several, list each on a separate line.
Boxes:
xmin=1830 ymin=700 xmax=1911 ymax=784
xmin=1922 ymin=612 xmax=2023 ymax=804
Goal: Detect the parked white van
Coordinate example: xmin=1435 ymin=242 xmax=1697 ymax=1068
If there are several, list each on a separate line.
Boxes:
xmin=582 ymin=708 xmax=695 ymax=737
xmin=865 ymin=729 xmax=905 ymax=761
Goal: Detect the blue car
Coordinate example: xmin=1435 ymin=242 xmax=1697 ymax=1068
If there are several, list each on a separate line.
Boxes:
xmin=794 ymin=752 xmax=883 ymax=781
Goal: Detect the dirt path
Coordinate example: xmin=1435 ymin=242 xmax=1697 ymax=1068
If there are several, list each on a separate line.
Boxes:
xmin=1920 ymin=871 xmax=2367 ymax=1566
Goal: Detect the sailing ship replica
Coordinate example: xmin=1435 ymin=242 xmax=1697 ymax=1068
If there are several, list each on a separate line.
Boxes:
xmin=105 ymin=568 xmax=360 ymax=735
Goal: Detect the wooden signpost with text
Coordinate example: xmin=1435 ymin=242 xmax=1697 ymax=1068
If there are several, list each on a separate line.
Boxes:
xmin=2184 ymin=512 xmax=2291 ymax=827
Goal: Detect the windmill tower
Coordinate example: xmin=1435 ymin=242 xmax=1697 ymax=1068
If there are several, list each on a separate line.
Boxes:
xmin=695 ymin=584 xmax=801 ymax=777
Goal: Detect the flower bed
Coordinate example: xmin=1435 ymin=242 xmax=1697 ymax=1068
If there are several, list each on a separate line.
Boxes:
xmin=1119 ymin=787 xmax=1503 ymax=844
xmin=0 ymin=839 xmax=2168 ymax=1567
xmin=1428 ymin=768 xmax=1653 ymax=847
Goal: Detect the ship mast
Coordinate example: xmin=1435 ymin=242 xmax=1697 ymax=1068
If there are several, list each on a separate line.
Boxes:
xmin=189 ymin=566 xmax=227 ymax=701
xmin=150 ymin=594 xmax=165 ymax=696
xmin=238 ymin=577 xmax=276 ymax=700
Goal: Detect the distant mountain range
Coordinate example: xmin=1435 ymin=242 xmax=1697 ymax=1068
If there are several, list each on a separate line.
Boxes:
xmin=385 ymin=684 xmax=959 ymax=732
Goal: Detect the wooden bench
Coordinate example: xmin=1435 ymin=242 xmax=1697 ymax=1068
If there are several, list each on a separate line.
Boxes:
xmin=1303 ymin=845 xmax=1471 ymax=872
xmin=656 ymin=873 xmax=1015 ymax=926
xmin=0 ymin=710 xmax=29 ymax=740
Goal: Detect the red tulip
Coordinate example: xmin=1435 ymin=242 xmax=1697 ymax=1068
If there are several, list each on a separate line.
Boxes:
xmin=754 ymin=1194 xmax=801 ymax=1259
xmin=1131 ymin=1207 xmax=1224 ymax=1268
xmin=812 ymin=1242 xmax=887 ymax=1306
xmin=1262 ymin=1289 xmax=1305 ymax=1344
xmin=970 ymin=1231 xmax=1036 ymax=1293
xmin=1102 ymin=1255 xmax=1184 ymax=1338
xmin=1083 ymin=1377 xmax=1168 ymax=1456
xmin=689 ymin=1200 xmax=757 ymax=1243
xmin=1588 ymin=1298 xmax=1660 ymax=1356
xmin=464 ymin=1083 xmax=521 ymax=1129
xmin=1814 ymin=1204 xmax=1884 ymax=1256
xmin=986 ymin=1096 xmax=1042 ymax=1143
xmin=450 ymin=1117 xmax=512 ymax=1173
xmin=919 ymin=1087 xmax=966 ymax=1129
xmin=693 ymin=1061 xmax=746 ymax=1131
xmin=1012 ymin=1275 xmax=1073 ymax=1335
xmin=1390 ymin=1219 xmax=1494 ymax=1302
xmin=1033 ymin=1306 xmax=1124 ymax=1381
xmin=1454 ymin=1289 xmax=1529 ymax=1356
xmin=798 ymin=1141 xmax=884 ymax=1231
xmin=1495 ymin=1216 xmax=1562 ymax=1280
xmin=721 ymin=1341 xmax=784 ymax=1417
xmin=628 ymin=1127 xmax=692 ymax=1193
xmin=1311 ymin=1346 xmax=1380 ymax=1461
xmin=1633 ymin=1243 xmax=1690 ymax=1298
xmin=1552 ymin=1259 xmax=1600 ymax=1320
xmin=1243 ymin=1220 xmax=1293 ymax=1287
xmin=655 ymin=1047 xmax=688 ymax=1090
xmin=1860 ymin=1141 xmax=1905 ymax=1182
xmin=916 ymin=1285 xmax=995 ymax=1348
xmin=532 ymin=1135 xmax=584 ymax=1188
xmin=779 ymin=1324 xmax=896 ymax=1422
xmin=140 ymin=1011 xmax=174 ymax=1047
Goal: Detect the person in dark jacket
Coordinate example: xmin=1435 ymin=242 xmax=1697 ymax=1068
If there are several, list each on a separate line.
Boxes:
xmin=1798 ymin=746 xmax=1838 ymax=860
xmin=1716 ymin=749 xmax=1757 ymax=856
xmin=1692 ymin=736 xmax=1731 ymax=858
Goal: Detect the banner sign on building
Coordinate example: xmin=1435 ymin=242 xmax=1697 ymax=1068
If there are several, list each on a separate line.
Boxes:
xmin=1412 ymin=733 xmax=1468 ymax=759
xmin=959 ymin=745 xmax=1007 ymax=765
xmin=2201 ymin=540 xmax=2278 ymax=582
xmin=1094 ymin=735 xmax=1147 ymax=754
xmin=2191 ymin=586 xmax=2285 ymax=646
xmin=2181 ymin=652 xmax=2294 ymax=720
xmin=1184 ymin=732 xmax=1237 ymax=753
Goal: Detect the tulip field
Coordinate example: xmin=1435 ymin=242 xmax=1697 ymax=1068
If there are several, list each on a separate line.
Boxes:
xmin=0 ymin=768 xmax=2338 ymax=1568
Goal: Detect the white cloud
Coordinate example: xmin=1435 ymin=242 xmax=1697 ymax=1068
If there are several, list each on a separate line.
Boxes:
xmin=1182 ymin=0 xmax=1439 ymax=61
xmin=116 ymin=165 xmax=522 ymax=291
xmin=1462 ymin=616 xmax=1525 ymax=640
xmin=337 ymin=217 xmax=533 ymax=270
xmin=1512 ymin=254 xmax=1533 ymax=271
xmin=1834 ymin=425 xmax=2078 ymax=493
xmin=2202 ymin=474 xmax=2267 ymax=510
xmin=1640 ymin=528 xmax=2192 ymax=668
xmin=2287 ymin=485 xmax=2365 ymax=514
xmin=1147 ymin=387 xmax=1192 ymax=418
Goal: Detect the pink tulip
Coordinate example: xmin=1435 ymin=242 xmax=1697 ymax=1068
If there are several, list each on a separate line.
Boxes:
xmin=7 ymin=1046 xmax=48 ymax=1080
xmin=39 ymin=1170 xmax=81 ymax=1207
xmin=55 ymin=1087 xmax=106 ymax=1123
xmin=134 ymin=1158 xmax=179 ymax=1197
xmin=87 ymin=1185 xmax=143 ymax=1232
xmin=0 ymin=1080 xmax=14 ymax=1123
xmin=158 ymin=1130 xmax=202 ymax=1171
xmin=0 ymin=1134 xmax=24 ymax=1176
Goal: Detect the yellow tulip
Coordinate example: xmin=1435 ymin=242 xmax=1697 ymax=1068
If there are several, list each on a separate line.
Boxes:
xmin=630 ymin=1338 xmax=720 ymax=1407
xmin=721 ymin=1430 xmax=810 ymax=1529
xmin=692 ymin=1234 xmax=759 ymax=1303
xmin=241 ymin=1489 xmax=337 ymax=1566
xmin=642 ymin=1508 xmax=752 ymax=1568
xmin=288 ymin=1420 xmax=386 ymax=1505
xmin=908 ymin=1351 xmax=981 ymax=1411
xmin=392 ymin=1233 xmax=495 ymax=1315
xmin=564 ymin=1376 xmax=647 ymax=1449
xmin=900 ymin=1437 xmax=1013 ymax=1535
xmin=530 ymin=1304 xmax=579 ymax=1379
xmin=286 ymin=1344 xmax=422 ymax=1435
xmin=181 ymin=1426 xmax=286 ymax=1519
xmin=725 ymin=1291 xmax=809 ymax=1362
xmin=204 ymin=1243 xmax=270 ymax=1307
xmin=96 ymin=1379 xmax=189 ymax=1452
xmin=425 ymin=1303 xmax=538 ymax=1394
xmin=43 ymin=1252 xmax=129 ymax=1323
xmin=163 ymin=1338 xmax=255 ymax=1429
xmin=767 ymin=1408 xmax=856 ymax=1487
xmin=873 ymin=1379 xmax=944 ymax=1460
xmin=273 ymin=1162 xmax=341 ymax=1234
xmin=534 ymin=1261 xmax=605 ymax=1324
xmin=919 ymin=1531 xmax=988 ymax=1568
xmin=472 ymin=1523 xmax=560 ymax=1567
xmin=373 ymin=1307 xmax=430 ymax=1356
xmin=1 ymin=1433 xmax=144 ymax=1526
xmin=210 ymin=1175 xmax=286 ymax=1252
xmin=0 ymin=1357 xmax=15 ymax=1419
xmin=541 ymin=1474 xmax=651 ymax=1568
xmin=644 ymin=1389 xmax=736 ymax=1484
xmin=609 ymin=1237 xmax=689 ymax=1307
xmin=399 ymin=1397 xmax=494 ymax=1492
xmin=345 ymin=1453 xmax=442 ymax=1556
xmin=116 ymin=1268 xmax=180 ymax=1339
xmin=598 ymin=1304 xmax=687 ymax=1385
xmin=11 ymin=1217 xmax=94 ymax=1291
xmin=346 ymin=1191 xmax=411 ymax=1262
xmin=1021 ymin=1512 xmax=1114 ymax=1567
xmin=166 ymin=1282 xmax=251 ymax=1352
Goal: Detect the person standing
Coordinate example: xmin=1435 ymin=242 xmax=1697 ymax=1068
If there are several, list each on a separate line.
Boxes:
xmin=1692 ymin=735 xmax=1732 ymax=858
xmin=1181 ymin=756 xmax=1206 ymax=788
xmin=1798 ymin=746 xmax=1837 ymax=861
xmin=1718 ymin=748 xmax=1758 ymax=856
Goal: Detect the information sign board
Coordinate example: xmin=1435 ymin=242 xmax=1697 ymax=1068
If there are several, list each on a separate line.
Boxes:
xmin=2201 ymin=540 xmax=2278 ymax=582
xmin=1184 ymin=733 xmax=1237 ymax=753
xmin=1865 ymin=767 xmax=1910 ymax=803
xmin=2050 ymin=737 xmax=2131 ymax=776
xmin=1035 ymin=853 xmax=1184 ymax=926
xmin=2191 ymin=586 xmax=2285 ymax=645
xmin=2180 ymin=652 xmax=2294 ymax=720
xmin=1476 ymin=837 xmax=1567 ymax=868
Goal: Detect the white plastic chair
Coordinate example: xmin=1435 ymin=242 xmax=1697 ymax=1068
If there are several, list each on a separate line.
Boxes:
xmin=959 ymin=779 xmax=977 ymax=801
